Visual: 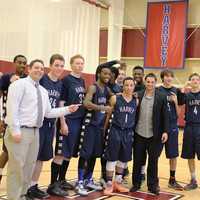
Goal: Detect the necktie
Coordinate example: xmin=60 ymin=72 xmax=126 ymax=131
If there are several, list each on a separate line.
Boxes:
xmin=35 ymin=82 xmax=43 ymax=127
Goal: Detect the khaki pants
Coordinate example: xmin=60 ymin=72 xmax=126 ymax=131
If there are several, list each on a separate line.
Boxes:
xmin=4 ymin=127 xmax=39 ymax=200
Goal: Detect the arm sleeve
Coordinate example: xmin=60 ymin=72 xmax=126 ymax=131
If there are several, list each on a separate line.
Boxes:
xmin=98 ymin=60 xmax=118 ymax=68
xmin=44 ymin=92 xmax=71 ymax=118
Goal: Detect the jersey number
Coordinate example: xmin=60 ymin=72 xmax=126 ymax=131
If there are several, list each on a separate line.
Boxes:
xmin=79 ymin=93 xmax=84 ymax=104
xmin=50 ymin=98 xmax=56 ymax=108
xmin=194 ymin=106 xmax=198 ymax=115
xmin=125 ymin=114 xmax=128 ymax=123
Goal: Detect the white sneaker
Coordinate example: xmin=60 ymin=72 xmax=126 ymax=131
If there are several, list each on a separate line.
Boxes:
xmin=85 ymin=179 xmax=103 ymax=191
xmin=75 ymin=181 xmax=88 ymax=196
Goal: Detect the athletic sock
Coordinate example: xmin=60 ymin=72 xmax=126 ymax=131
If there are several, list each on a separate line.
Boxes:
xmin=30 ymin=181 xmax=37 ymax=187
xmin=58 ymin=160 xmax=70 ymax=181
xmin=141 ymin=165 xmax=145 ymax=175
xmin=101 ymin=158 xmax=107 ymax=180
xmin=107 ymin=176 xmax=113 ymax=182
xmin=191 ymin=172 xmax=196 ymax=181
xmin=169 ymin=170 xmax=175 ymax=181
xmin=78 ymin=169 xmax=85 ymax=182
xmin=0 ymin=169 xmax=3 ymax=183
xmin=115 ymin=172 xmax=123 ymax=183
xmin=78 ymin=157 xmax=86 ymax=182
xmin=51 ymin=162 xmax=61 ymax=184
xmin=86 ymin=157 xmax=96 ymax=180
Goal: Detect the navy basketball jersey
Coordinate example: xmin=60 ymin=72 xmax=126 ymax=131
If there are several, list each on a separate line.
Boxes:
xmin=185 ymin=92 xmax=200 ymax=124
xmin=89 ymin=83 xmax=110 ymax=127
xmin=158 ymin=86 xmax=178 ymax=124
xmin=60 ymin=74 xmax=85 ymax=119
xmin=112 ymin=95 xmax=137 ymax=129
xmin=40 ymin=74 xmax=62 ymax=122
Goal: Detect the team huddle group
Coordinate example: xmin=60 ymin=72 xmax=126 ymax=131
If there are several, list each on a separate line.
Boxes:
xmin=0 ymin=54 xmax=200 ymax=200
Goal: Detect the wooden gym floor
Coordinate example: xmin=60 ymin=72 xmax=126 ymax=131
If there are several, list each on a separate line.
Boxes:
xmin=0 ymin=129 xmax=199 ymax=199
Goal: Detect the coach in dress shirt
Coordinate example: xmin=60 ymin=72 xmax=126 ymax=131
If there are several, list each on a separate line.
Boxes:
xmin=4 ymin=59 xmax=79 ymax=200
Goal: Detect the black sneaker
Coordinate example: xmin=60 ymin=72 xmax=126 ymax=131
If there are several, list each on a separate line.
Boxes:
xmin=130 ymin=185 xmax=140 ymax=192
xmin=0 ymin=175 xmax=2 ymax=184
xmin=184 ymin=179 xmax=198 ymax=191
xmin=47 ymin=182 xmax=68 ymax=197
xmin=21 ymin=194 xmax=33 ymax=200
xmin=168 ymin=179 xmax=184 ymax=191
xmin=60 ymin=179 xmax=74 ymax=190
xmin=148 ymin=186 xmax=160 ymax=195
xmin=27 ymin=184 xmax=49 ymax=199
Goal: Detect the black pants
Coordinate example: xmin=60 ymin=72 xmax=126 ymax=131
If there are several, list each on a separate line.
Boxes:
xmin=132 ymin=134 xmax=163 ymax=189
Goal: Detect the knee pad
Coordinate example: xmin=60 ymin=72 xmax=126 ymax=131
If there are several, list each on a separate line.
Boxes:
xmin=106 ymin=161 xmax=117 ymax=171
xmin=116 ymin=161 xmax=126 ymax=169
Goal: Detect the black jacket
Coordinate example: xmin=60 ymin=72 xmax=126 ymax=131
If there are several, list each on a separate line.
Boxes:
xmin=135 ymin=88 xmax=169 ymax=140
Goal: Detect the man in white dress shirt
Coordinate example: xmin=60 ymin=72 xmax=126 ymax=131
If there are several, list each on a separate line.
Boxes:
xmin=4 ymin=59 xmax=80 ymax=200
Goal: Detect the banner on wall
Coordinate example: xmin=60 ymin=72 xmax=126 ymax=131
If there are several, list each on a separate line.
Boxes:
xmin=144 ymin=0 xmax=188 ymax=69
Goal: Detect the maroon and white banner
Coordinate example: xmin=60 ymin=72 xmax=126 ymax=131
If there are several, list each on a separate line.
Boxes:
xmin=144 ymin=0 xmax=188 ymax=69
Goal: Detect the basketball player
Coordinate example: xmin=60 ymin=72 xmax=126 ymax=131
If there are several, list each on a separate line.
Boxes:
xmin=103 ymin=77 xmax=138 ymax=195
xmin=158 ymin=69 xmax=183 ymax=190
xmin=178 ymin=73 xmax=200 ymax=190
xmin=75 ymin=64 xmax=112 ymax=196
xmin=132 ymin=65 xmax=145 ymax=92
xmin=100 ymin=61 xmax=121 ymax=186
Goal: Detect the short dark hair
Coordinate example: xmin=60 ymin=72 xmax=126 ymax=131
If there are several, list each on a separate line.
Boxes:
xmin=95 ymin=64 xmax=111 ymax=81
xmin=188 ymin=73 xmax=200 ymax=81
xmin=13 ymin=54 xmax=27 ymax=63
xmin=133 ymin=65 xmax=144 ymax=73
xmin=123 ymin=77 xmax=135 ymax=85
xmin=70 ymin=54 xmax=84 ymax=65
xmin=110 ymin=67 xmax=119 ymax=80
xmin=50 ymin=54 xmax=65 ymax=65
xmin=145 ymin=73 xmax=157 ymax=81
xmin=160 ymin=69 xmax=174 ymax=82
xmin=29 ymin=59 xmax=44 ymax=68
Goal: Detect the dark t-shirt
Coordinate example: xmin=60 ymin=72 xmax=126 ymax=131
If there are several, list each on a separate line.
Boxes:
xmin=134 ymin=83 xmax=145 ymax=92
